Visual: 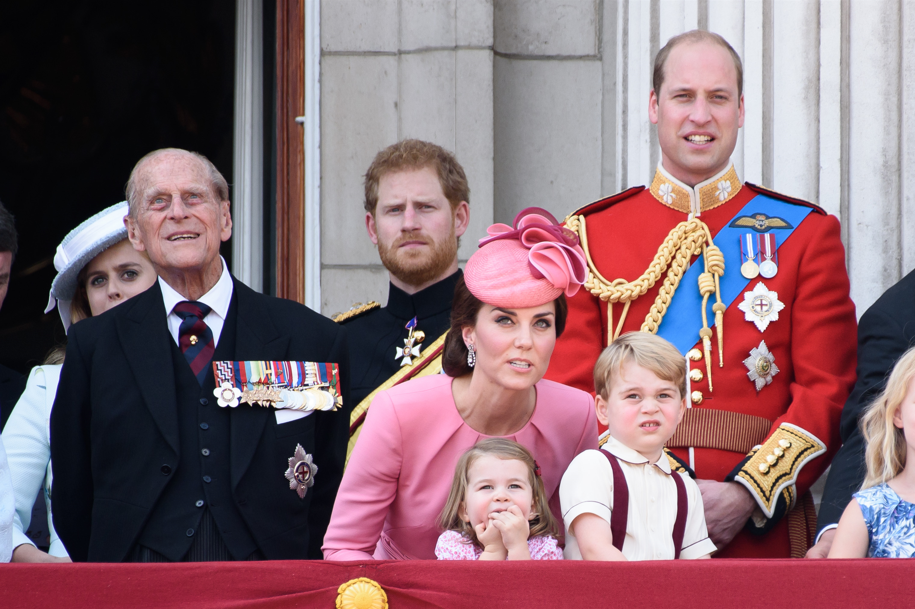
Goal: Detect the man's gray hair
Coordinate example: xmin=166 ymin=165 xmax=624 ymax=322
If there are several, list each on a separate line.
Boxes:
xmin=125 ymin=148 xmax=229 ymax=217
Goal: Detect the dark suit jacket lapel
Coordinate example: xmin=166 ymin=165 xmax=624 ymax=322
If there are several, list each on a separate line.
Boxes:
xmin=117 ymin=283 xmax=180 ymax=454
xmin=229 ymin=278 xmax=291 ymax=488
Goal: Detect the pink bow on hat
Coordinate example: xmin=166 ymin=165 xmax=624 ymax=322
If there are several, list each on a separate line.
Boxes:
xmin=479 ymin=207 xmax=587 ymax=298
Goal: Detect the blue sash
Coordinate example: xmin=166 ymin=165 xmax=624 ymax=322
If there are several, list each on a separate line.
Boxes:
xmin=656 ymin=194 xmax=814 ymax=355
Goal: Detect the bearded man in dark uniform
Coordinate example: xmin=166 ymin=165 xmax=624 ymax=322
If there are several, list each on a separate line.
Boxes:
xmin=545 ymin=31 xmax=857 ymax=558
xmin=335 ymin=140 xmax=469 ymax=457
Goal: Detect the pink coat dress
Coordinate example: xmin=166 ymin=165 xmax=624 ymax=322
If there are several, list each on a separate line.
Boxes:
xmin=322 ymin=374 xmax=597 ymax=560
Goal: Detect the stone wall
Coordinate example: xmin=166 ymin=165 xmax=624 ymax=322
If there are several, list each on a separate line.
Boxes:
xmin=318 ymin=0 xmax=915 ymax=318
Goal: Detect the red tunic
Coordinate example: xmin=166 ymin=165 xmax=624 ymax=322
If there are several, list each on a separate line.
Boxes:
xmin=546 ymin=166 xmax=857 ymax=557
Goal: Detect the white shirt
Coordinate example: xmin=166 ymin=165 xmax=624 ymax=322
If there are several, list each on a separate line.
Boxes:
xmin=0 ymin=365 xmax=67 ymax=557
xmin=158 ymin=257 xmax=233 ymax=347
xmin=560 ymin=436 xmax=716 ymax=561
xmin=1 ymin=434 xmax=14 ymax=562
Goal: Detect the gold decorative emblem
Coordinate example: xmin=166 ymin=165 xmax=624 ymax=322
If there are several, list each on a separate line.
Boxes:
xmin=735 ymin=424 xmax=826 ymax=518
xmin=743 ymin=340 xmax=779 ymax=391
xmin=729 ymin=213 xmax=794 ymax=233
xmin=285 ymin=443 xmax=318 ymax=499
xmin=189 ymin=335 xmax=198 ymax=345
xmin=738 ymin=282 xmax=785 ymax=332
xmin=336 ymin=577 xmax=388 ymax=609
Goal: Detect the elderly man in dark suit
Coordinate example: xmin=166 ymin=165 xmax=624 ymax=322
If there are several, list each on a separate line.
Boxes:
xmin=50 ymin=148 xmax=349 ymax=562
xmin=806 ymin=269 xmax=915 ymax=557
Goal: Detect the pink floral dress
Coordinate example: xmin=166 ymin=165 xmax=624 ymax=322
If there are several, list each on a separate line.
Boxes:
xmin=434 ymin=530 xmax=563 ymax=560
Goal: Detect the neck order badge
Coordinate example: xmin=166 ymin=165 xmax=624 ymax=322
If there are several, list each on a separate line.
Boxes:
xmin=395 ymin=317 xmax=425 ymax=366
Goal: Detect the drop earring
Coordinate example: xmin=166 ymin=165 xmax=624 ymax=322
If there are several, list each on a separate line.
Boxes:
xmin=466 ymin=343 xmax=476 ymax=368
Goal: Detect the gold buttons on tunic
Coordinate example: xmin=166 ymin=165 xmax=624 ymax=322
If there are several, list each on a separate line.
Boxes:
xmin=689 ymin=369 xmax=704 ymax=382
xmin=759 ymin=440 xmax=793 ymax=476
xmin=691 ymin=391 xmax=704 ymax=405
xmin=687 ymin=348 xmax=703 ymax=361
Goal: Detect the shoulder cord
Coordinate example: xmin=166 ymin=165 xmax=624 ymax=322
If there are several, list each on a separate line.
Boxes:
xmin=566 ymin=214 xmax=725 ymax=388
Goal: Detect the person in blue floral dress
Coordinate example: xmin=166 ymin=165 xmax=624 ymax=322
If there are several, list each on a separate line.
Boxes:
xmin=829 ymin=346 xmax=915 ymax=558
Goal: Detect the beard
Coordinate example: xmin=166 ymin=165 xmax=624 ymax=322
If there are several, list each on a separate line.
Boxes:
xmin=377 ymin=226 xmax=459 ymax=288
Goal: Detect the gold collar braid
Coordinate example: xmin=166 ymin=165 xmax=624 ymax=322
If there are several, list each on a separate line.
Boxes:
xmin=650 ymin=164 xmax=742 ymax=215
xmin=564 ymin=213 xmax=726 ymax=390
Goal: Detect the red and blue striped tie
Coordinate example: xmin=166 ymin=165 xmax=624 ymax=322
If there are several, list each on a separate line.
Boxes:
xmin=173 ymin=301 xmax=215 ymax=385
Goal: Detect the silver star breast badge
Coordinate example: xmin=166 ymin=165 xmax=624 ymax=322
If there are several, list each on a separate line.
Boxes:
xmin=284 ymin=443 xmax=318 ymax=499
xmin=743 ymin=340 xmax=780 ymax=392
xmin=737 ymin=281 xmax=785 ymax=332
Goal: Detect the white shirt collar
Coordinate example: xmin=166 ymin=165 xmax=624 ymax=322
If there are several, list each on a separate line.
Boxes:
xmin=159 ymin=257 xmax=233 ymax=347
xmin=159 ymin=257 xmax=233 ymax=319
xmin=601 ymin=435 xmax=673 ymax=475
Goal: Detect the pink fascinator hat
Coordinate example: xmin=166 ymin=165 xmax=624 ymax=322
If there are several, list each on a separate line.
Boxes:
xmin=464 ymin=207 xmax=587 ymax=308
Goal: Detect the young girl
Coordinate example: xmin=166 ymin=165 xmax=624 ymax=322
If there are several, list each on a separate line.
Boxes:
xmin=436 ymin=438 xmax=563 ymax=560
xmin=829 ymin=346 xmax=915 ymax=558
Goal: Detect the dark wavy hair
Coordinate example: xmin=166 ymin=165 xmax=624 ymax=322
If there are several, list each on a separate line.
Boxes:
xmin=442 ymin=275 xmax=568 ymax=377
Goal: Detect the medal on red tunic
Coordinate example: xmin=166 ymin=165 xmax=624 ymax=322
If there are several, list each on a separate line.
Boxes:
xmin=758 ymin=233 xmax=779 ymax=278
xmin=395 ymin=317 xmax=426 ymax=366
xmin=740 ymin=233 xmax=760 ymax=279
xmin=737 ymin=281 xmax=785 ymax=332
xmin=744 ymin=340 xmax=780 ymax=391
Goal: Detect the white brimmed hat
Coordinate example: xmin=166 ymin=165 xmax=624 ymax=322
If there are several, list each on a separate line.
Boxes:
xmin=45 ymin=202 xmax=130 ymax=332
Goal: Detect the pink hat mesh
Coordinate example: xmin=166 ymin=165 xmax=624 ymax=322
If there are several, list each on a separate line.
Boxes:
xmin=464 ymin=208 xmax=587 ymax=308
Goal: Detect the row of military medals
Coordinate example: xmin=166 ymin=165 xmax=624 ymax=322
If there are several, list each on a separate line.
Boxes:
xmin=739 ymin=233 xmax=779 ymax=279
xmin=395 ymin=316 xmax=425 ymax=367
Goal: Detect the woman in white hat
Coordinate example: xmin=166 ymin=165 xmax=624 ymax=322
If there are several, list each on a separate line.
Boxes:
xmin=1 ymin=202 xmax=156 ymax=562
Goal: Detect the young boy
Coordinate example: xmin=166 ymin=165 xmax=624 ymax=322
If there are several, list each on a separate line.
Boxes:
xmin=559 ymin=332 xmax=716 ymax=560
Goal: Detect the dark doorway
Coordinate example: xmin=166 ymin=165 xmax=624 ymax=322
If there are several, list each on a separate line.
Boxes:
xmin=0 ymin=0 xmax=237 ymax=373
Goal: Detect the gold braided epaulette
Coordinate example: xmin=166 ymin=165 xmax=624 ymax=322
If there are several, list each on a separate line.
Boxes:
xmin=331 ymin=301 xmax=380 ymax=324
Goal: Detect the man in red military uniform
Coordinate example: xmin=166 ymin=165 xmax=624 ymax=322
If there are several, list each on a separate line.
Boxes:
xmin=546 ymin=30 xmax=857 ymax=558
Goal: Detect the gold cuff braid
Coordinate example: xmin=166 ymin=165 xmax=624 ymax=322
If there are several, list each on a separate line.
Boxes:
xmin=733 ymin=424 xmax=826 ymax=519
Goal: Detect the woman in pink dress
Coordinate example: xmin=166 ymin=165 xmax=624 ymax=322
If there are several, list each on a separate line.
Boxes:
xmin=323 ymin=208 xmax=598 ymax=560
